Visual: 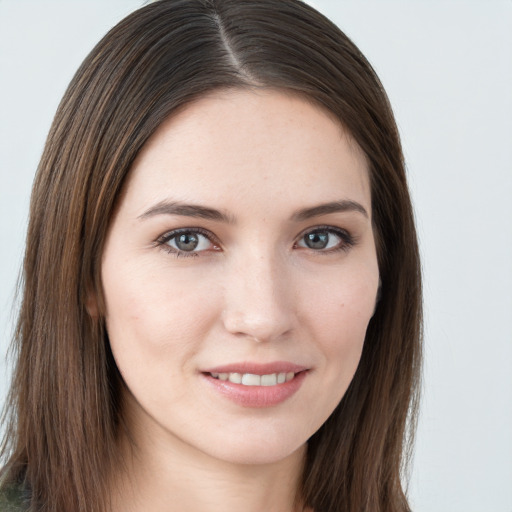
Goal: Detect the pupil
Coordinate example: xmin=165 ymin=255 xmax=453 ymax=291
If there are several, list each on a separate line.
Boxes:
xmin=176 ymin=233 xmax=199 ymax=251
xmin=305 ymin=232 xmax=328 ymax=249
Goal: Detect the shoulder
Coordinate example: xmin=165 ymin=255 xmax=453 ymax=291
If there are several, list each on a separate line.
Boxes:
xmin=0 ymin=481 xmax=30 ymax=512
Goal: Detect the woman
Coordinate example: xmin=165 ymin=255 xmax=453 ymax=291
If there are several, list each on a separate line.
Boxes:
xmin=0 ymin=0 xmax=422 ymax=511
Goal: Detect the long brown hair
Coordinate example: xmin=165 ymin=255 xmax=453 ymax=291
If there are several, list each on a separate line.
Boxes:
xmin=0 ymin=1 xmax=422 ymax=511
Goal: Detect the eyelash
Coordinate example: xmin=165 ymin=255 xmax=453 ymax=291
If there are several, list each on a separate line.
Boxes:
xmin=155 ymin=225 xmax=356 ymax=258
xmin=294 ymin=225 xmax=355 ymax=254
xmin=155 ymin=227 xmax=220 ymax=258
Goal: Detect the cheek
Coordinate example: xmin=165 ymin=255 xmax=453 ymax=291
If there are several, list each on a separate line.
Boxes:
xmin=304 ymin=264 xmax=378 ymax=341
xmin=102 ymin=261 xmax=221 ymax=368
xmin=301 ymin=263 xmax=378 ymax=394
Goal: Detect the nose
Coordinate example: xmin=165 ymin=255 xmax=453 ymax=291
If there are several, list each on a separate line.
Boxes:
xmin=221 ymin=251 xmax=295 ymax=343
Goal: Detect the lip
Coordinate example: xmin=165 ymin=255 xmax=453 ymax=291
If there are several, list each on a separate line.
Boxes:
xmin=202 ymin=361 xmax=307 ymax=375
xmin=200 ymin=361 xmax=309 ymax=408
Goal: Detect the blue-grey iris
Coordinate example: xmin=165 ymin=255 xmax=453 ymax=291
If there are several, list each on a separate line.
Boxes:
xmin=176 ymin=233 xmax=199 ymax=251
xmin=305 ymin=232 xmax=329 ymax=249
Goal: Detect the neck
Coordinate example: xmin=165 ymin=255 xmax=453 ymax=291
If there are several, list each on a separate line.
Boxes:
xmin=109 ymin=412 xmax=308 ymax=512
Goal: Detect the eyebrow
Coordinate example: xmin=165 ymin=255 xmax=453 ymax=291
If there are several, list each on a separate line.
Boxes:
xmin=291 ymin=200 xmax=368 ymax=221
xmin=138 ymin=200 xmax=235 ymax=223
xmin=138 ymin=199 xmax=368 ymax=223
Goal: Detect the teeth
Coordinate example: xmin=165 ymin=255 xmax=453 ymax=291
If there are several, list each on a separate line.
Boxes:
xmin=210 ymin=371 xmax=296 ymax=386
xmin=242 ymin=373 xmax=261 ymax=386
xmin=261 ymin=373 xmax=277 ymax=386
xmin=228 ymin=373 xmax=242 ymax=384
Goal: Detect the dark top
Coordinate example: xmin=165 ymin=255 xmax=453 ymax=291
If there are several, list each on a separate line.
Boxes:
xmin=0 ymin=480 xmax=29 ymax=512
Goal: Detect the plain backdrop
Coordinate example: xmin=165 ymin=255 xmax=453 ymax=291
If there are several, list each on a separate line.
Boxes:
xmin=1 ymin=1 xmax=511 ymax=511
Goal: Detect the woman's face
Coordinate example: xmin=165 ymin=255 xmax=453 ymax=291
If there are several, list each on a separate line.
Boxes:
xmin=101 ymin=89 xmax=379 ymax=465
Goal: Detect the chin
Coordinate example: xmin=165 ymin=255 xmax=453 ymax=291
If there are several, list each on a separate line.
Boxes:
xmin=191 ymin=422 xmax=310 ymax=466
xmin=208 ymin=438 xmax=306 ymax=467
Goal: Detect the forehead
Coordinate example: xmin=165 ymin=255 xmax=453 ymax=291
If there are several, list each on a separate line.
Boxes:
xmin=124 ymin=89 xmax=371 ymax=218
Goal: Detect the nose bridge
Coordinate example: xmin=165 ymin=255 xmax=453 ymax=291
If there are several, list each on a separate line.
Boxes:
xmin=222 ymin=245 xmax=294 ymax=342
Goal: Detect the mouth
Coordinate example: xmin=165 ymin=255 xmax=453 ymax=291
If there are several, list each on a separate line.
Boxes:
xmin=201 ymin=363 xmax=308 ymax=407
xmin=208 ymin=371 xmax=298 ymax=386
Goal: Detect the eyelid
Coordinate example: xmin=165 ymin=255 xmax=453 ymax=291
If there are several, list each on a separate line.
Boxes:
xmin=155 ymin=227 xmax=221 ymax=257
xmin=295 ymin=224 xmax=356 ymax=252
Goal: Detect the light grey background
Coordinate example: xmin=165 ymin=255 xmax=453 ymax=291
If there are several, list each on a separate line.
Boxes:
xmin=1 ymin=1 xmax=511 ymax=511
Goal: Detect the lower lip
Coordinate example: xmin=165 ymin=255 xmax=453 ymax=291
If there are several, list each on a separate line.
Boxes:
xmin=201 ymin=371 xmax=308 ymax=408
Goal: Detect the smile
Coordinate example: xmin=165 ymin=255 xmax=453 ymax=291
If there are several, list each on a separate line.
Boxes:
xmin=209 ymin=372 xmax=296 ymax=386
xmin=202 ymin=364 xmax=308 ymax=408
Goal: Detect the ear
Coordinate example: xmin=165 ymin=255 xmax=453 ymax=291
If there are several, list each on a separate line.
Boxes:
xmin=372 ymin=278 xmax=382 ymax=316
xmin=85 ymin=287 xmax=100 ymax=319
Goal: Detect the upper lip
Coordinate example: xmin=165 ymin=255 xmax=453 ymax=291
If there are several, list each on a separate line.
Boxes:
xmin=202 ymin=361 xmax=308 ymax=375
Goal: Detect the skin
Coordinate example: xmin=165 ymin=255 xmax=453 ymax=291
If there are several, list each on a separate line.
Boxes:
xmin=100 ymin=89 xmax=380 ymax=512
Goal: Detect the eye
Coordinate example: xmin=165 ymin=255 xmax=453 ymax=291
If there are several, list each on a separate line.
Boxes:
xmin=296 ymin=227 xmax=354 ymax=252
xmin=157 ymin=228 xmax=219 ymax=257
